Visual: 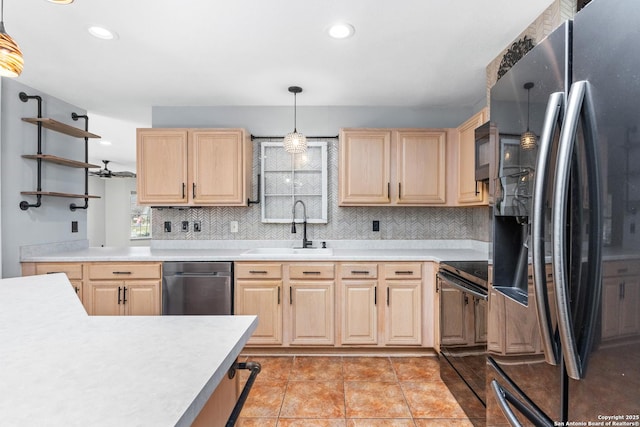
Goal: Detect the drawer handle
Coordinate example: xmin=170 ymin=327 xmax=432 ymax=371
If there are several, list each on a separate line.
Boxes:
xmin=123 ymin=286 xmax=128 ymax=304
xmin=394 ymin=270 xmax=414 ymax=275
xmin=350 ymin=270 xmax=371 ymax=275
xmin=303 ymin=271 xmax=321 ymax=275
xmin=112 ymin=271 xmax=132 ymax=275
xmin=249 ymin=270 xmax=268 ymax=274
xmin=118 ymin=286 xmax=122 ymax=304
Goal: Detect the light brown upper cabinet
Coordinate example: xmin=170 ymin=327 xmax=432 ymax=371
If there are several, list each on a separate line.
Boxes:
xmin=136 ymin=128 xmax=252 ymax=206
xmin=339 ymin=128 xmax=447 ymax=206
xmin=450 ymin=109 xmax=488 ymax=206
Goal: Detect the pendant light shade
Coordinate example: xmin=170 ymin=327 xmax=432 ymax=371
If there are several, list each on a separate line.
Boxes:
xmin=283 ymin=86 xmax=307 ymax=154
xmin=520 ymin=82 xmax=537 ymax=150
xmin=0 ymin=0 xmax=23 ymax=77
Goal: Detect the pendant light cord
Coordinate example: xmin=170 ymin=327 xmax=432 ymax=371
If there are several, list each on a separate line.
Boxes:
xmin=293 ymin=92 xmax=298 ymax=133
xmin=526 ymin=86 xmax=531 ymax=132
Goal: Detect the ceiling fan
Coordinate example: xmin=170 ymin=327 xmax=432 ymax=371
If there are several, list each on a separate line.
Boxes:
xmin=89 ymin=160 xmax=136 ymax=178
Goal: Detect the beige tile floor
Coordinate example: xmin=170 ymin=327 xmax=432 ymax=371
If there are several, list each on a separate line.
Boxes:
xmin=236 ymin=355 xmax=476 ymax=426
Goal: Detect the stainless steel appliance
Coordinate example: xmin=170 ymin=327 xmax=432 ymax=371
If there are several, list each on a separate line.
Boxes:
xmin=475 ymin=122 xmax=492 ymax=182
xmin=438 ymin=260 xmax=489 ymax=426
xmin=489 ymin=0 xmax=640 ymax=424
xmin=162 ymin=262 xmax=233 ymax=315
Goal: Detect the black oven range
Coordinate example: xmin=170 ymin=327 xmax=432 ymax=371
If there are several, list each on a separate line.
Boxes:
xmin=437 ymin=260 xmax=489 ymax=426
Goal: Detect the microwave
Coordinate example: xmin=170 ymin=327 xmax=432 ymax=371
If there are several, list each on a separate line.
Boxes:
xmin=474 ymin=121 xmax=492 ymax=182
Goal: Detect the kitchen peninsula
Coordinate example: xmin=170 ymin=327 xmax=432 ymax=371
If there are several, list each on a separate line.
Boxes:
xmin=0 ymin=273 xmax=257 ymax=427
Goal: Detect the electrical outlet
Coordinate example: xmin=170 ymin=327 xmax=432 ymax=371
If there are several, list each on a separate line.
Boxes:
xmin=230 ymin=221 xmax=239 ymax=233
xmin=164 ymin=221 xmax=172 ymax=232
xmin=181 ymin=221 xmax=189 ymax=232
xmin=372 ymin=220 xmax=380 ymax=232
xmin=194 ymin=221 xmax=201 ymax=232
xmin=71 ymin=221 xmax=78 ymax=233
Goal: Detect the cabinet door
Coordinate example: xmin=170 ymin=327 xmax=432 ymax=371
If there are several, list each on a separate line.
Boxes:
xmin=384 ymin=280 xmax=422 ymax=345
xmin=439 ymin=285 xmax=468 ymax=346
xmin=342 ymin=280 xmax=378 ymax=345
xmin=395 ymin=130 xmax=446 ymax=204
xmin=136 ymin=129 xmax=189 ymax=205
xmin=487 ymin=287 xmax=505 ymax=354
xmin=601 ymin=277 xmax=621 ymax=339
xmin=455 ymin=110 xmax=486 ymax=205
xmin=619 ymin=278 xmax=639 ymax=336
xmin=86 ymin=281 xmax=124 ymax=316
xmin=190 ymin=130 xmax=249 ymax=205
xmin=339 ymin=129 xmax=391 ymax=205
xmin=474 ymin=296 xmax=488 ymax=344
xmin=235 ymin=280 xmax=283 ymax=345
xmin=289 ymin=281 xmax=335 ymax=345
xmin=125 ymin=281 xmax=161 ymax=316
xmin=504 ymin=293 xmax=539 ymax=354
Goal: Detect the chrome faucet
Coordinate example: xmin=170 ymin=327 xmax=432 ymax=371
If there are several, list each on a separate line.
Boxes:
xmin=291 ymin=200 xmax=313 ymax=248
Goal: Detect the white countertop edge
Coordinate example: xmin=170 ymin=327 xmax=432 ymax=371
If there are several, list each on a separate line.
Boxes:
xmin=1 ymin=274 xmax=258 ymax=427
xmin=175 ymin=316 xmax=257 ymax=427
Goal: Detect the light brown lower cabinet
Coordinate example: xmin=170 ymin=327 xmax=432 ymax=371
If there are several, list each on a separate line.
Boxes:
xmin=236 ymin=261 xmax=428 ymax=348
xmin=235 ymin=263 xmax=283 ymax=345
xmin=288 ymin=263 xmax=335 ymax=346
xmin=340 ymin=263 xmax=379 ymax=345
xmin=383 ymin=263 xmax=422 ymax=346
xmin=601 ymin=261 xmax=640 ymax=340
xmin=487 ymin=265 xmax=549 ymax=355
xmin=25 ymin=262 xmax=84 ymax=303
xmin=21 ymin=261 xmax=162 ymax=316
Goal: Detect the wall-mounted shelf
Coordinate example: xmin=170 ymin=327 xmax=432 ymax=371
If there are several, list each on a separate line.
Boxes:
xmin=20 ymin=191 xmax=101 ymax=199
xmin=21 ymin=118 xmax=101 ymax=139
xmin=21 ymin=154 xmax=100 ymax=169
xmin=19 ymin=92 xmax=101 ymax=211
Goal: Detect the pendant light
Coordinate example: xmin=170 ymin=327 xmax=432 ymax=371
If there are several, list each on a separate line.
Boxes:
xmin=0 ymin=0 xmax=23 ymax=77
xmin=283 ymin=86 xmax=307 ymax=154
xmin=520 ymin=82 xmax=537 ymax=150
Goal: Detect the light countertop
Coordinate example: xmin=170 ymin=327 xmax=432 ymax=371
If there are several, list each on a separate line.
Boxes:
xmin=0 ymin=273 xmax=257 ymax=427
xmin=20 ymin=240 xmax=489 ymax=263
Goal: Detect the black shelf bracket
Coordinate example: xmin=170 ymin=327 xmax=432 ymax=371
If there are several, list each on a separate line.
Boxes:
xmin=69 ymin=112 xmax=90 ymax=212
xmin=247 ymin=173 xmax=261 ymax=205
xmin=19 ymin=92 xmax=43 ymax=211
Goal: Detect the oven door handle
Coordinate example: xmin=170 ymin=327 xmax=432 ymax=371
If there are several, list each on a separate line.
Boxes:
xmin=490 ymin=380 xmax=553 ymax=427
xmin=437 ymin=272 xmax=487 ymax=301
xmin=531 ymin=91 xmax=564 ymax=366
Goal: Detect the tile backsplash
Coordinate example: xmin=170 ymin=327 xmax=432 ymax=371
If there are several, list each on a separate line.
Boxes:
xmin=151 ymin=139 xmax=491 ymax=242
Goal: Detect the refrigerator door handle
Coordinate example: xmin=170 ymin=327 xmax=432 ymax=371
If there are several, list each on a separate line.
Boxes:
xmin=531 ymin=91 xmax=564 ymax=366
xmin=552 ymin=80 xmax=603 ymax=380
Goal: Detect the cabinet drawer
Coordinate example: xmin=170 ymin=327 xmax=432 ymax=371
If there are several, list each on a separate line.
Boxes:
xmin=35 ymin=263 xmax=83 ymax=280
xmin=603 ymin=261 xmax=640 ymax=277
xmin=289 ymin=263 xmax=335 ymax=280
xmin=340 ymin=263 xmax=378 ymax=279
xmin=383 ymin=263 xmax=422 ymax=279
xmin=235 ymin=263 xmax=282 ymax=279
xmin=88 ymin=263 xmax=161 ymax=280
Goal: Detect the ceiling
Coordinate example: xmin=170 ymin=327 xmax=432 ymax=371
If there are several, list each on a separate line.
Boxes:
xmin=7 ymin=0 xmax=554 ymax=172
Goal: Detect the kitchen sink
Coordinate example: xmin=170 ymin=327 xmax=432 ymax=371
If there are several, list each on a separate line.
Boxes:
xmin=241 ymin=248 xmax=333 ymax=256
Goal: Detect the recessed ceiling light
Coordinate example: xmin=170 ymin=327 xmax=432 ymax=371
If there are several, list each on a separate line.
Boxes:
xmin=328 ymin=23 xmax=355 ymax=39
xmin=47 ymin=0 xmax=74 ymax=4
xmin=99 ymin=140 xmax=112 ymax=146
xmin=88 ymin=25 xmax=117 ymax=40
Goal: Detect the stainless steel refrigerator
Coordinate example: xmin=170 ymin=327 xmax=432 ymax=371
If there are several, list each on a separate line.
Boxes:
xmin=488 ymin=0 xmax=640 ymax=425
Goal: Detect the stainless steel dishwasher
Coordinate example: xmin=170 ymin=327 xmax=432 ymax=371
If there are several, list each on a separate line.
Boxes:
xmin=162 ymin=262 xmax=233 ymax=315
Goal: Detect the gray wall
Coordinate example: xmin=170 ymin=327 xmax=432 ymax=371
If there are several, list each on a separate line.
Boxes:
xmin=152 ymin=106 xmax=491 ymax=243
xmin=1 ymin=78 xmax=89 ymax=278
